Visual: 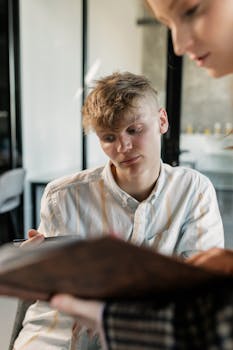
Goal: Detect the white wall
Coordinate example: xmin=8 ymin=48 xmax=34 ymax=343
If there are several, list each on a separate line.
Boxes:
xmin=19 ymin=0 xmax=143 ymax=229
xmin=20 ymin=0 xmax=83 ymax=230
xmin=86 ymin=0 xmax=143 ymax=168
xmin=20 ymin=0 xmax=83 ymax=177
xmin=88 ymin=0 xmax=142 ymax=77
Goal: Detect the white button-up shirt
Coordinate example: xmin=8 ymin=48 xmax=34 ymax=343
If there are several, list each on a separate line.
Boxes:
xmin=14 ymin=161 xmax=224 ymax=350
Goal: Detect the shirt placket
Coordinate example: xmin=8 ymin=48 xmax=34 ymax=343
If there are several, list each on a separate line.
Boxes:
xmin=131 ymin=202 xmax=147 ymax=245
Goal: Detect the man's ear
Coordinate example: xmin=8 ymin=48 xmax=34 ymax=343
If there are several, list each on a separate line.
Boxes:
xmin=158 ymin=108 xmax=169 ymax=134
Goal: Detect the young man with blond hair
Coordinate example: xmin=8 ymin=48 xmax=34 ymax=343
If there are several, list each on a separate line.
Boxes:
xmin=14 ymin=72 xmax=223 ymax=350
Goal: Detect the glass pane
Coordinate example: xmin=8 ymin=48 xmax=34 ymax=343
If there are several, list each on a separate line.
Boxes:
xmin=180 ymin=56 xmax=233 ymax=248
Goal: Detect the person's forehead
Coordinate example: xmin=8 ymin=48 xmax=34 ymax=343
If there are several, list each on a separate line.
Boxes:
xmin=96 ymin=95 xmax=158 ymax=133
xmin=96 ymin=113 xmax=152 ymax=135
xmin=121 ymin=112 xmax=146 ymax=125
xmin=147 ymin=0 xmax=187 ymax=14
xmin=101 ymin=114 xmax=143 ymax=131
xmin=120 ymin=99 xmax=157 ymax=123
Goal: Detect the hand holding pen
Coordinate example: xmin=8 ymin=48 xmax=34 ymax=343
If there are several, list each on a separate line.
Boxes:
xmin=13 ymin=230 xmax=78 ymax=247
xmin=14 ymin=229 xmax=45 ymax=247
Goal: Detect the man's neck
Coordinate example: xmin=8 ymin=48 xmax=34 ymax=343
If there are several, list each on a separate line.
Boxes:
xmin=112 ymin=164 xmax=160 ymax=202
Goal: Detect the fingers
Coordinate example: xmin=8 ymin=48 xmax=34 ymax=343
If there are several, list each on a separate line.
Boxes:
xmin=187 ymin=248 xmax=222 ymax=265
xmin=51 ymin=294 xmax=80 ymax=316
xmin=186 ymin=248 xmax=233 ymax=276
xmin=28 ymin=229 xmax=41 ymax=238
xmin=50 ymin=294 xmax=104 ymax=332
xmin=21 ymin=229 xmax=45 ymax=247
xmin=51 ymin=294 xmax=103 ymax=319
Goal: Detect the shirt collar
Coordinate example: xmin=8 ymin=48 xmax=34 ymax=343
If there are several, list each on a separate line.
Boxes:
xmin=102 ymin=159 xmax=165 ymax=206
xmin=148 ymin=160 xmax=165 ymax=203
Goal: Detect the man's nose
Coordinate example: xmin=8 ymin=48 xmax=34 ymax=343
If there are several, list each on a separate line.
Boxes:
xmin=116 ymin=135 xmax=132 ymax=153
xmin=171 ymin=25 xmax=194 ymax=56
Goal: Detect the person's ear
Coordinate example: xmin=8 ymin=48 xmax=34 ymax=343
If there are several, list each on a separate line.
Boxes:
xmin=158 ymin=108 xmax=169 ymax=134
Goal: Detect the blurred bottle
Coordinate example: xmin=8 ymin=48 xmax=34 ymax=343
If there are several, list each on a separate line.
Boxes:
xmin=185 ymin=123 xmax=193 ymax=134
xmin=203 ymin=127 xmax=211 ymax=135
xmin=214 ymin=122 xmax=221 ymax=135
xmin=225 ymin=122 xmax=232 ymax=135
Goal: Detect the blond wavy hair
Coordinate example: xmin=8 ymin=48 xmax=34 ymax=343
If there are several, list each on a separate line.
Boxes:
xmin=82 ymin=71 xmax=158 ymax=133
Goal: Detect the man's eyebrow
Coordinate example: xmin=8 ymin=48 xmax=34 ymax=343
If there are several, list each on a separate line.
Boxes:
xmin=127 ymin=115 xmax=144 ymax=123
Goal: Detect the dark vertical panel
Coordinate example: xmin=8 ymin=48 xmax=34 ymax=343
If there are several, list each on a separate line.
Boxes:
xmin=0 ymin=0 xmax=11 ymax=172
xmin=163 ymin=30 xmax=183 ymax=166
xmin=13 ymin=0 xmax=22 ymax=168
xmin=8 ymin=0 xmax=17 ymax=168
xmin=81 ymin=0 xmax=87 ymax=170
xmin=0 ymin=0 xmax=23 ymax=241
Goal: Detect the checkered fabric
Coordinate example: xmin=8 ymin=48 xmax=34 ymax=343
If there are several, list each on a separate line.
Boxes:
xmin=104 ymin=287 xmax=233 ymax=350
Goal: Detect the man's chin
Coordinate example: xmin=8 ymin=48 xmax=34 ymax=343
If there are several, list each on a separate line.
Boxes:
xmin=206 ymin=66 xmax=232 ymax=78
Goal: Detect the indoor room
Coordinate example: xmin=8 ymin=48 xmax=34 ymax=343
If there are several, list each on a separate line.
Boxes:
xmin=0 ymin=0 xmax=233 ymax=348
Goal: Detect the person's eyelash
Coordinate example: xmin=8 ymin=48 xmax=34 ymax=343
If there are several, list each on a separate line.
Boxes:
xmin=128 ymin=127 xmax=142 ymax=134
xmin=103 ymin=135 xmax=115 ymax=143
xmin=184 ymin=5 xmax=199 ymax=17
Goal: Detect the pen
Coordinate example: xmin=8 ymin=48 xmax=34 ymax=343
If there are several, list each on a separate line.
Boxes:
xmin=13 ymin=236 xmax=76 ymax=246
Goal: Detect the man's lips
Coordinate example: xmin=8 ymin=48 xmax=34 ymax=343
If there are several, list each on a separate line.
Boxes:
xmin=190 ymin=52 xmax=210 ymax=67
xmin=120 ymin=155 xmax=141 ymax=165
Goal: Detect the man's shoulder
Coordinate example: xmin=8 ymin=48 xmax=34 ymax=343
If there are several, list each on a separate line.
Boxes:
xmin=45 ymin=165 xmax=105 ymax=195
xmin=162 ymin=163 xmax=211 ymax=185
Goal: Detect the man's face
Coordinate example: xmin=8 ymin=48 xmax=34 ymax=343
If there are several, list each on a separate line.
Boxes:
xmin=147 ymin=0 xmax=233 ymax=77
xmin=96 ymin=97 xmax=168 ymax=181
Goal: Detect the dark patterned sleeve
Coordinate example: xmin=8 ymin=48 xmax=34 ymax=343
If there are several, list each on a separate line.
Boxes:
xmin=103 ymin=301 xmax=175 ymax=350
xmin=103 ymin=288 xmax=233 ymax=350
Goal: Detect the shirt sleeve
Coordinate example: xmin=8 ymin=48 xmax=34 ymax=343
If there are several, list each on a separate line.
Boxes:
xmin=37 ymin=183 xmax=62 ymax=236
xmin=103 ymin=286 xmax=233 ymax=350
xmin=13 ymin=184 xmax=75 ymax=349
xmin=175 ymin=175 xmax=224 ymax=256
xmin=13 ymin=301 xmax=75 ymax=350
xmin=13 ymin=300 xmax=102 ymax=350
xmin=103 ymin=301 xmax=175 ymax=350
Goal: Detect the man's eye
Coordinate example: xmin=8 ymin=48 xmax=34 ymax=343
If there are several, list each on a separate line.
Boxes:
xmin=128 ymin=127 xmax=142 ymax=135
xmin=184 ymin=5 xmax=199 ymax=18
xmin=103 ymin=135 xmax=115 ymax=143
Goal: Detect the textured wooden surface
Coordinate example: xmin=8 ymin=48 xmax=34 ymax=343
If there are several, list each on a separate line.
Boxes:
xmin=0 ymin=236 xmax=230 ymax=301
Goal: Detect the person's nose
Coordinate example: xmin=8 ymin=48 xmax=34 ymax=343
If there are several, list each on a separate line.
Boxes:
xmin=171 ymin=24 xmax=194 ymax=56
xmin=116 ymin=134 xmax=132 ymax=153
